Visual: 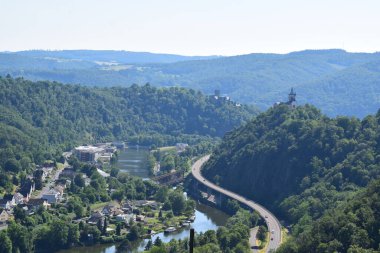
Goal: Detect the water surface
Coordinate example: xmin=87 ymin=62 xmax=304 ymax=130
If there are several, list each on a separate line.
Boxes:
xmin=116 ymin=148 xmax=150 ymax=179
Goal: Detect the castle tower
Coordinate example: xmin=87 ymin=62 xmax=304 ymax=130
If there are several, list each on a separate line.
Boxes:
xmin=288 ymin=88 xmax=296 ymax=107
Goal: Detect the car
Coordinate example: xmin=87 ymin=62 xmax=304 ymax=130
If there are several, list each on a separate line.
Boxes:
xmin=271 ymin=238 xmax=273 ymax=241
xmin=271 ymin=230 xmax=274 ymax=234
xmin=265 ymin=215 xmax=268 ymax=219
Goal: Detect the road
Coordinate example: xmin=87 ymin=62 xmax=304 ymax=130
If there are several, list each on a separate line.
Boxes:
xmin=36 ymin=153 xmax=69 ymax=198
xmin=36 ymin=165 xmax=64 ymax=198
xmin=192 ymin=155 xmax=282 ymax=253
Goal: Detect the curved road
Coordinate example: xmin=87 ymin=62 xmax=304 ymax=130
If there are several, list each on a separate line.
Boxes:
xmin=192 ymin=155 xmax=282 ymax=252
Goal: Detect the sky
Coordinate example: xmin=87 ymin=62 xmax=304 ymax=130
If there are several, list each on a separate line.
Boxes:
xmin=1 ymin=0 xmax=379 ymax=56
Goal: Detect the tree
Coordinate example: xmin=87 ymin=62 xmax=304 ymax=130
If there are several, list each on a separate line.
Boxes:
xmin=154 ymin=236 xmax=163 ymax=247
xmin=162 ymin=201 xmax=172 ymax=211
xmin=7 ymin=221 xmax=32 ymax=253
xmin=111 ymin=190 xmax=125 ymax=202
xmin=67 ymin=224 xmax=80 ymax=246
xmin=117 ymin=239 xmax=132 ymax=252
xmin=74 ymin=174 xmax=85 ymax=187
xmin=155 ymin=186 xmax=169 ymax=202
xmin=13 ymin=206 xmax=27 ymax=221
xmin=116 ymin=223 xmax=121 ymax=236
xmin=4 ymin=159 xmax=21 ymax=173
xmin=161 ymin=155 xmax=175 ymax=171
xmin=102 ymin=217 xmax=108 ymax=235
xmin=0 ymin=231 xmax=12 ymax=253
xmin=127 ymin=225 xmax=140 ymax=241
xmin=145 ymin=240 xmax=153 ymax=251
xmin=74 ymin=203 xmax=85 ymax=218
xmin=169 ymin=191 xmax=186 ymax=215
xmin=49 ymin=220 xmax=69 ymax=250
xmin=257 ymin=225 xmax=267 ymax=242
xmin=110 ymin=167 xmax=120 ymax=177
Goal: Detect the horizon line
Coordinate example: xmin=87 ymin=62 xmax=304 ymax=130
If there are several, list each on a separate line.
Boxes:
xmin=1 ymin=48 xmax=379 ymax=57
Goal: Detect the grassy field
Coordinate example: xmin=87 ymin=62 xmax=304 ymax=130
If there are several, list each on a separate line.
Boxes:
xmin=90 ymin=201 xmax=120 ymax=211
xmin=281 ymin=227 xmax=289 ymax=244
xmin=158 ymin=146 xmax=176 ymax=152
xmin=144 ymin=210 xmax=190 ymax=233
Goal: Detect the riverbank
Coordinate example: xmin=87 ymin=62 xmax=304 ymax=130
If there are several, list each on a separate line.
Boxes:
xmin=58 ymin=202 xmax=229 ymax=253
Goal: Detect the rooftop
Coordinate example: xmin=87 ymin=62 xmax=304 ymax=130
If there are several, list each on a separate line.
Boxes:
xmin=74 ymin=145 xmax=104 ymax=153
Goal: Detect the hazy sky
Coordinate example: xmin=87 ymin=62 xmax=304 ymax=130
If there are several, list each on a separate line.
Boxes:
xmin=1 ymin=0 xmax=379 ymax=55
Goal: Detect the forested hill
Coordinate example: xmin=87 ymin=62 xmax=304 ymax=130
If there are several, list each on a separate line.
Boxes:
xmin=202 ymin=104 xmax=380 ymax=252
xmin=0 ymin=76 xmax=256 ymax=165
xmin=2 ymin=49 xmax=380 ymax=117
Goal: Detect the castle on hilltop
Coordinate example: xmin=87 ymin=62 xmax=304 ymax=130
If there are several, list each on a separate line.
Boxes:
xmin=273 ymin=88 xmax=297 ymax=108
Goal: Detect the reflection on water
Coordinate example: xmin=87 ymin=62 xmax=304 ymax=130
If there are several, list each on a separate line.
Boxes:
xmin=133 ymin=202 xmax=229 ymax=252
xmin=58 ymin=202 xmax=229 ymax=253
xmin=116 ymin=148 xmax=150 ymax=179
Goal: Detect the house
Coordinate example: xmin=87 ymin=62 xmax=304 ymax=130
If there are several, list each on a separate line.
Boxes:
xmin=0 ymin=209 xmax=11 ymax=223
xmin=13 ymin=193 xmax=25 ymax=205
xmin=101 ymin=205 xmax=115 ymax=216
xmin=88 ymin=211 xmax=104 ymax=225
xmin=42 ymin=190 xmax=61 ymax=204
xmin=101 ymin=204 xmax=123 ymax=216
xmin=27 ymin=198 xmax=50 ymax=210
xmin=54 ymin=185 xmax=65 ymax=195
xmin=115 ymin=214 xmax=127 ymax=222
xmin=134 ymin=200 xmax=149 ymax=207
xmin=2 ymin=194 xmax=16 ymax=207
xmin=147 ymin=201 xmax=160 ymax=210
xmin=176 ymin=143 xmax=189 ymax=153
xmin=98 ymin=153 xmax=113 ymax=163
xmin=74 ymin=145 xmax=104 ymax=162
xmin=0 ymin=199 xmax=11 ymax=210
xmin=122 ymin=202 xmax=134 ymax=213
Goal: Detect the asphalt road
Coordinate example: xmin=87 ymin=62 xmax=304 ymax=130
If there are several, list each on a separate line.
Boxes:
xmin=192 ymin=155 xmax=282 ymax=253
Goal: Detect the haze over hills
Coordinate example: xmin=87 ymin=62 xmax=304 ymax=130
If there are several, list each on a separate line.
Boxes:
xmin=1 ymin=49 xmax=380 ymax=117
xmin=13 ymin=50 xmax=221 ymax=64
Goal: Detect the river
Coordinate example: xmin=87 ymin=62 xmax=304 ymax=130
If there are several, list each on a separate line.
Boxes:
xmin=116 ymin=147 xmax=150 ymax=179
xmin=59 ymin=148 xmax=229 ymax=253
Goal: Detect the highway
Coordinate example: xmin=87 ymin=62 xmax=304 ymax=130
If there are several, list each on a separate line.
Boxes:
xmin=192 ymin=155 xmax=282 ymax=253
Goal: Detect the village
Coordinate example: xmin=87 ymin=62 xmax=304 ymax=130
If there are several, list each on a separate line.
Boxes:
xmin=0 ymin=141 xmax=196 ymax=245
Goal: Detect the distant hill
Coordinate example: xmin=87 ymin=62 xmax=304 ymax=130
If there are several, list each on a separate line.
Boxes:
xmin=10 ymin=50 xmax=220 ymax=64
xmin=1 ymin=49 xmax=380 ymax=117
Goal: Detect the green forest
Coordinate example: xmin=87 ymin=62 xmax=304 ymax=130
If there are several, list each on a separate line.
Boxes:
xmin=203 ymin=104 xmax=380 ymax=252
xmin=0 ymin=76 xmax=256 ymax=177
